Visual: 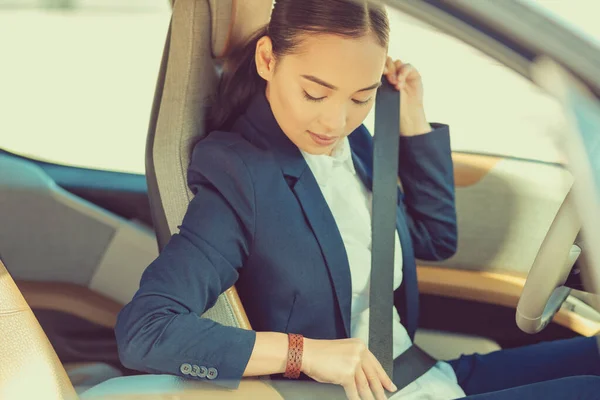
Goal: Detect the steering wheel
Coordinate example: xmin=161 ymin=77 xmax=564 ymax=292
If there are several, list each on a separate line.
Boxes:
xmin=516 ymin=190 xmax=582 ymax=334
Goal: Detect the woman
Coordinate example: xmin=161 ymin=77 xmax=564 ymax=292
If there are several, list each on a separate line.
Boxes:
xmin=115 ymin=1 xmax=600 ymax=399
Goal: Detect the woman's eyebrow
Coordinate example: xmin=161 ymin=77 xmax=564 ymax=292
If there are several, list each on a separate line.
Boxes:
xmin=301 ymin=75 xmax=381 ymax=92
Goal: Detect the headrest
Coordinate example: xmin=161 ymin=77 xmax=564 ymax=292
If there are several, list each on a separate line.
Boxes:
xmin=209 ymin=0 xmax=273 ymax=59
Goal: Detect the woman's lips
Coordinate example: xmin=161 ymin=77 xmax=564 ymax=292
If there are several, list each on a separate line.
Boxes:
xmin=308 ymin=131 xmax=337 ymax=146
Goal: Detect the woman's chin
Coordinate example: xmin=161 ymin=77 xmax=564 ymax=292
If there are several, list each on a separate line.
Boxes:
xmin=301 ymin=143 xmax=337 ymax=156
xmin=299 ymin=136 xmax=339 ymax=155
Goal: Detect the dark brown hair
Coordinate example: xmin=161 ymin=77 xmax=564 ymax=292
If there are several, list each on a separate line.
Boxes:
xmin=209 ymin=0 xmax=389 ymax=131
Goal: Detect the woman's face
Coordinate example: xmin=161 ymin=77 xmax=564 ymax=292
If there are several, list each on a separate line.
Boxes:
xmin=256 ymin=33 xmax=388 ymax=155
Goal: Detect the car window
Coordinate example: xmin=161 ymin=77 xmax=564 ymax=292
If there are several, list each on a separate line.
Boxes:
xmin=524 ymin=0 xmax=600 ymax=46
xmin=362 ymin=7 xmax=565 ymax=164
xmin=0 ymin=1 xmax=171 ymax=174
xmin=1 ymin=2 xmax=566 ymax=173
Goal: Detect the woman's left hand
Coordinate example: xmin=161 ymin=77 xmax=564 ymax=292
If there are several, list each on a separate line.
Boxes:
xmin=383 ymin=56 xmax=431 ymax=136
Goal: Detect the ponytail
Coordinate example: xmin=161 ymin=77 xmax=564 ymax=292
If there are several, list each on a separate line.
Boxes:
xmin=209 ymin=26 xmax=269 ymax=132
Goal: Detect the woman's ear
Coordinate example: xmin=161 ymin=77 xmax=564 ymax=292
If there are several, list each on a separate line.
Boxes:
xmin=255 ymin=36 xmax=276 ymax=81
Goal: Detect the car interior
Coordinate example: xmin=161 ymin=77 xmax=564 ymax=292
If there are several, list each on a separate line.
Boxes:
xmin=1 ymin=0 xmax=600 ymax=398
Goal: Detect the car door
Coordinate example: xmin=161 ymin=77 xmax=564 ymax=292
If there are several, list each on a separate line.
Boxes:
xmin=377 ymin=0 xmax=600 ymax=355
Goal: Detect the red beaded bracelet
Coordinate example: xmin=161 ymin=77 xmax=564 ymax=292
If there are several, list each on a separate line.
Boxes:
xmin=283 ymin=333 xmax=304 ymax=379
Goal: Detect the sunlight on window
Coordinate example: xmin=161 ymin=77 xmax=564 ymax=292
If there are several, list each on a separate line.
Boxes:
xmin=365 ymin=7 xmax=566 ymax=164
xmin=0 ymin=1 xmax=579 ymax=175
xmin=0 ymin=2 xmax=170 ymax=174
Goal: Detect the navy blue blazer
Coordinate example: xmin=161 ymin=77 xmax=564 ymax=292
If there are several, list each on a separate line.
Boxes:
xmin=115 ymin=93 xmax=457 ymax=388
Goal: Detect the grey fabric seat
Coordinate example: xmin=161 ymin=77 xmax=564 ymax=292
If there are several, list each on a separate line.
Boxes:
xmin=145 ymin=0 xmax=273 ymax=330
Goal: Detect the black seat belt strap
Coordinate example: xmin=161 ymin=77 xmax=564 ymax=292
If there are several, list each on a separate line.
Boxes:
xmin=370 ymin=79 xmax=437 ymax=394
xmin=370 ymin=78 xmax=401 ymax=377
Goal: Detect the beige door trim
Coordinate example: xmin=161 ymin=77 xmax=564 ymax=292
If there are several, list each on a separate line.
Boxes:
xmin=17 ymin=281 xmax=122 ymax=329
xmin=452 ymin=153 xmax=503 ymax=187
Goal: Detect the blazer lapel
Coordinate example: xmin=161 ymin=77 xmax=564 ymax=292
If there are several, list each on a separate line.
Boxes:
xmin=292 ymin=173 xmax=352 ymax=337
xmin=239 ymin=93 xmax=352 ymax=337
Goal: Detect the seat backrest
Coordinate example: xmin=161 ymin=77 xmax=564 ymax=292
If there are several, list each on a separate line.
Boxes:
xmin=146 ymin=0 xmax=273 ymax=329
xmin=0 ymin=259 xmax=77 ymax=400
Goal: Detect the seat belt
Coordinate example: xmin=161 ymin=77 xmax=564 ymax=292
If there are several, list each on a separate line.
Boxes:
xmin=370 ymin=79 xmax=437 ymax=393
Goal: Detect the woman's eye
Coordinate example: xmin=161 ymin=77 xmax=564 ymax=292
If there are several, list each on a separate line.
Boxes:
xmin=303 ymin=91 xmax=326 ymax=102
xmin=352 ymin=98 xmax=372 ymax=106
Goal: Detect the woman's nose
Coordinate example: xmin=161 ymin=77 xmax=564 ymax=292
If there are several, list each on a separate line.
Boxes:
xmin=320 ymin=104 xmax=347 ymax=133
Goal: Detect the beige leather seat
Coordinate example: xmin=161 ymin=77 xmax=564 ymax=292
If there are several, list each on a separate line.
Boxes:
xmin=0 ymin=258 xmax=78 ymax=400
xmin=0 ymin=257 xmax=284 ymax=399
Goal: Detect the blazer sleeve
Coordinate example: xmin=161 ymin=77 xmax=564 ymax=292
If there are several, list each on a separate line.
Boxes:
xmin=398 ymin=123 xmax=458 ymax=261
xmin=114 ymin=140 xmax=257 ymax=389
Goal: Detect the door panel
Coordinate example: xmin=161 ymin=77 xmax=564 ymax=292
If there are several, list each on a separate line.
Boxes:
xmin=17 ymin=280 xmax=122 ymax=328
xmin=424 ymin=152 xmax=600 ymax=338
xmin=0 ymin=149 xmax=153 ymax=226
xmin=0 ymin=151 xmax=158 ymax=305
xmin=0 ymin=153 xmax=117 ymax=285
xmin=445 ymin=153 xmax=573 ymax=274
xmin=0 ymin=151 xmax=157 ymax=372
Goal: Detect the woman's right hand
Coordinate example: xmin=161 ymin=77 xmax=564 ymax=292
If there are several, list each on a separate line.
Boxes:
xmin=302 ymin=337 xmax=398 ymax=400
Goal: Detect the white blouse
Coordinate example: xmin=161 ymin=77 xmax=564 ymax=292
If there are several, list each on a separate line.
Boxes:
xmin=301 ymin=137 xmax=465 ymax=400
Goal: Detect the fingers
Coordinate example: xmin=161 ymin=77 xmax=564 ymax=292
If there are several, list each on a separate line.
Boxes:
xmin=384 ymin=56 xmax=421 ymax=92
xmin=394 ymin=60 xmax=406 ymax=88
xmin=384 ymin=57 xmax=406 ymax=89
xmin=339 ymin=338 xmax=398 ymax=400
xmin=397 ymin=64 xmax=418 ymax=91
xmin=368 ymin=351 xmax=397 ymax=394
xmin=350 ymin=353 xmax=397 ymax=400
xmin=343 ymin=381 xmax=361 ymax=400
xmin=383 ymin=56 xmax=395 ymax=74
xmin=355 ymin=368 xmax=376 ymax=400
xmin=384 ymin=56 xmax=397 ymax=86
xmin=362 ymin=363 xmax=388 ymax=400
